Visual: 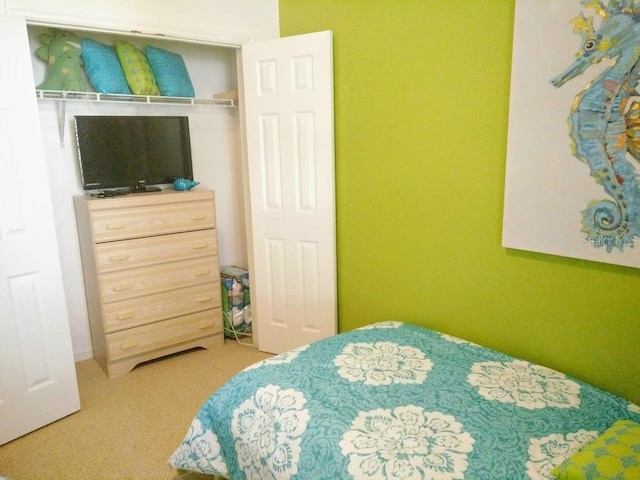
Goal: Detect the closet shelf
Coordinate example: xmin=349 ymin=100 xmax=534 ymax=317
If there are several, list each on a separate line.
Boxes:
xmin=35 ymin=89 xmax=237 ymax=107
xmin=35 ymin=89 xmax=237 ymax=147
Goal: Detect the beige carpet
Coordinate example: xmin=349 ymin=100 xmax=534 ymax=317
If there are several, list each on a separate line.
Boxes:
xmin=0 ymin=340 xmax=272 ymax=480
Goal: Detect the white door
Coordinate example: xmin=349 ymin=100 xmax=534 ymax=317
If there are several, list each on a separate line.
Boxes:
xmin=0 ymin=14 xmax=80 ymax=445
xmin=240 ymin=31 xmax=337 ymax=353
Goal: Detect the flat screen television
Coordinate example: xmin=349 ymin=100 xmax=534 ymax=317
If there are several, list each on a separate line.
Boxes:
xmin=74 ymin=115 xmax=193 ymax=192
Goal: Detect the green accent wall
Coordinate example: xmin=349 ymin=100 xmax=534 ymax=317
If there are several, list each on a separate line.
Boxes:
xmin=279 ymin=0 xmax=640 ymax=404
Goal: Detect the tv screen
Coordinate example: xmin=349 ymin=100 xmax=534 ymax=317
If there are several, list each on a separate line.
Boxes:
xmin=74 ymin=115 xmax=193 ymax=191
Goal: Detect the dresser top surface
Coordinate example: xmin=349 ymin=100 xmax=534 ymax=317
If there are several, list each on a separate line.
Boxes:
xmin=75 ymin=189 xmax=214 ymax=211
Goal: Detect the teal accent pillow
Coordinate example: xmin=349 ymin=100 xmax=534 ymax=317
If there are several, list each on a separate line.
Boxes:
xmin=552 ymin=419 xmax=640 ymax=479
xmin=81 ymin=38 xmax=131 ymax=95
xmin=146 ymin=45 xmax=195 ymax=98
xmin=115 ymin=40 xmax=160 ymax=96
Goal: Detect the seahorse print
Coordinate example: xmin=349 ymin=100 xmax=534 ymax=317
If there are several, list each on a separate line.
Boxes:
xmin=551 ymin=0 xmax=640 ymax=252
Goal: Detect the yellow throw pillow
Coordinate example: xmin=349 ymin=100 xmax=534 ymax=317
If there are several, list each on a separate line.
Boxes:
xmin=114 ymin=40 xmax=160 ymax=96
xmin=552 ymin=419 xmax=640 ymax=479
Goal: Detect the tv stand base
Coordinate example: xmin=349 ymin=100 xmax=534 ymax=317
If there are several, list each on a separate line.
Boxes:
xmin=131 ymin=185 xmax=162 ymax=193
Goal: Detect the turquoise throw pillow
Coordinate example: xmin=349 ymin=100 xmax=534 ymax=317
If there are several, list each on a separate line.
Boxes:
xmin=552 ymin=419 xmax=640 ymax=479
xmin=146 ymin=45 xmax=195 ymax=98
xmin=81 ymin=38 xmax=131 ymax=95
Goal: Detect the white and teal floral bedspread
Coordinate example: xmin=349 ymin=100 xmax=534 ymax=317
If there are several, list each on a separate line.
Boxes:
xmin=169 ymin=321 xmax=640 ymax=479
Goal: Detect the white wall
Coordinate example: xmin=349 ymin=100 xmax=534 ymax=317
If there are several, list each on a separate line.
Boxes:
xmin=6 ymin=0 xmax=279 ymax=45
xmin=27 ymin=27 xmax=257 ymax=360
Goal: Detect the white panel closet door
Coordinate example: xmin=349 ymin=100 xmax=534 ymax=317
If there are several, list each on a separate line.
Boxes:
xmin=241 ymin=31 xmax=337 ymax=353
xmin=0 ymin=14 xmax=80 ymax=445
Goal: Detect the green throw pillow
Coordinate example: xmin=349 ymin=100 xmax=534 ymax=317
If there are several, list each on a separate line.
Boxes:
xmin=552 ymin=419 xmax=640 ymax=480
xmin=35 ymin=29 xmax=86 ymax=92
xmin=114 ymin=40 xmax=160 ymax=96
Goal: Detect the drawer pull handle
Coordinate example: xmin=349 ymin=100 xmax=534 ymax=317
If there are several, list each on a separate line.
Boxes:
xmin=116 ymin=312 xmax=135 ymax=320
xmin=192 ymin=243 xmax=209 ymax=250
xmin=198 ymin=321 xmax=215 ymax=329
xmin=194 ymin=269 xmax=211 ymax=277
xmin=109 ymin=254 xmax=130 ymax=262
xmin=105 ymin=222 xmax=126 ymax=230
xmin=197 ymin=296 xmax=213 ymax=303
xmin=191 ymin=213 xmax=207 ymax=221
xmin=112 ymin=283 xmax=133 ymax=292
xmin=120 ymin=340 xmax=139 ymax=350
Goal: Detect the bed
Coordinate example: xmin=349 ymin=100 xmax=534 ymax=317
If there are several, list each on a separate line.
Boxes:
xmin=169 ymin=321 xmax=640 ymax=479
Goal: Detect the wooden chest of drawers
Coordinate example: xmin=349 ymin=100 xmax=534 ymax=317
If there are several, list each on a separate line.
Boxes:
xmin=74 ymin=190 xmax=223 ymax=378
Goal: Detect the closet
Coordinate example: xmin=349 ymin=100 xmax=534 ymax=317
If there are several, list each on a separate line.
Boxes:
xmin=27 ymin=25 xmax=246 ymax=364
xmin=0 ymin=0 xmax=336 ymax=443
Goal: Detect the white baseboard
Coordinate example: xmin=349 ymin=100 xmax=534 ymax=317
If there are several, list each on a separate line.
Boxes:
xmin=73 ymin=347 xmax=93 ymax=362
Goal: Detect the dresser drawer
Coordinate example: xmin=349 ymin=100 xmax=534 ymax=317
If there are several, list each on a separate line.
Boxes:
xmin=103 ymin=282 xmax=221 ymax=333
xmin=91 ymin=200 xmax=215 ymax=242
xmin=107 ymin=309 xmax=222 ymax=362
xmin=100 ymin=256 xmax=219 ymax=303
xmin=96 ymin=229 xmax=218 ymax=274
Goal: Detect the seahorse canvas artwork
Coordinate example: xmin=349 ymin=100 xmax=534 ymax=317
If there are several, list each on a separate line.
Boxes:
xmin=503 ymin=0 xmax=640 ymax=268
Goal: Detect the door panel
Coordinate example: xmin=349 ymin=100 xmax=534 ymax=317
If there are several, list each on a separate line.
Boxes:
xmin=241 ymin=31 xmax=337 ymax=353
xmin=0 ymin=14 xmax=80 ymax=446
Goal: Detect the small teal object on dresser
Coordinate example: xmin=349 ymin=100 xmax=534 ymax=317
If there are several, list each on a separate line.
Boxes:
xmin=173 ymin=178 xmax=199 ymax=191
